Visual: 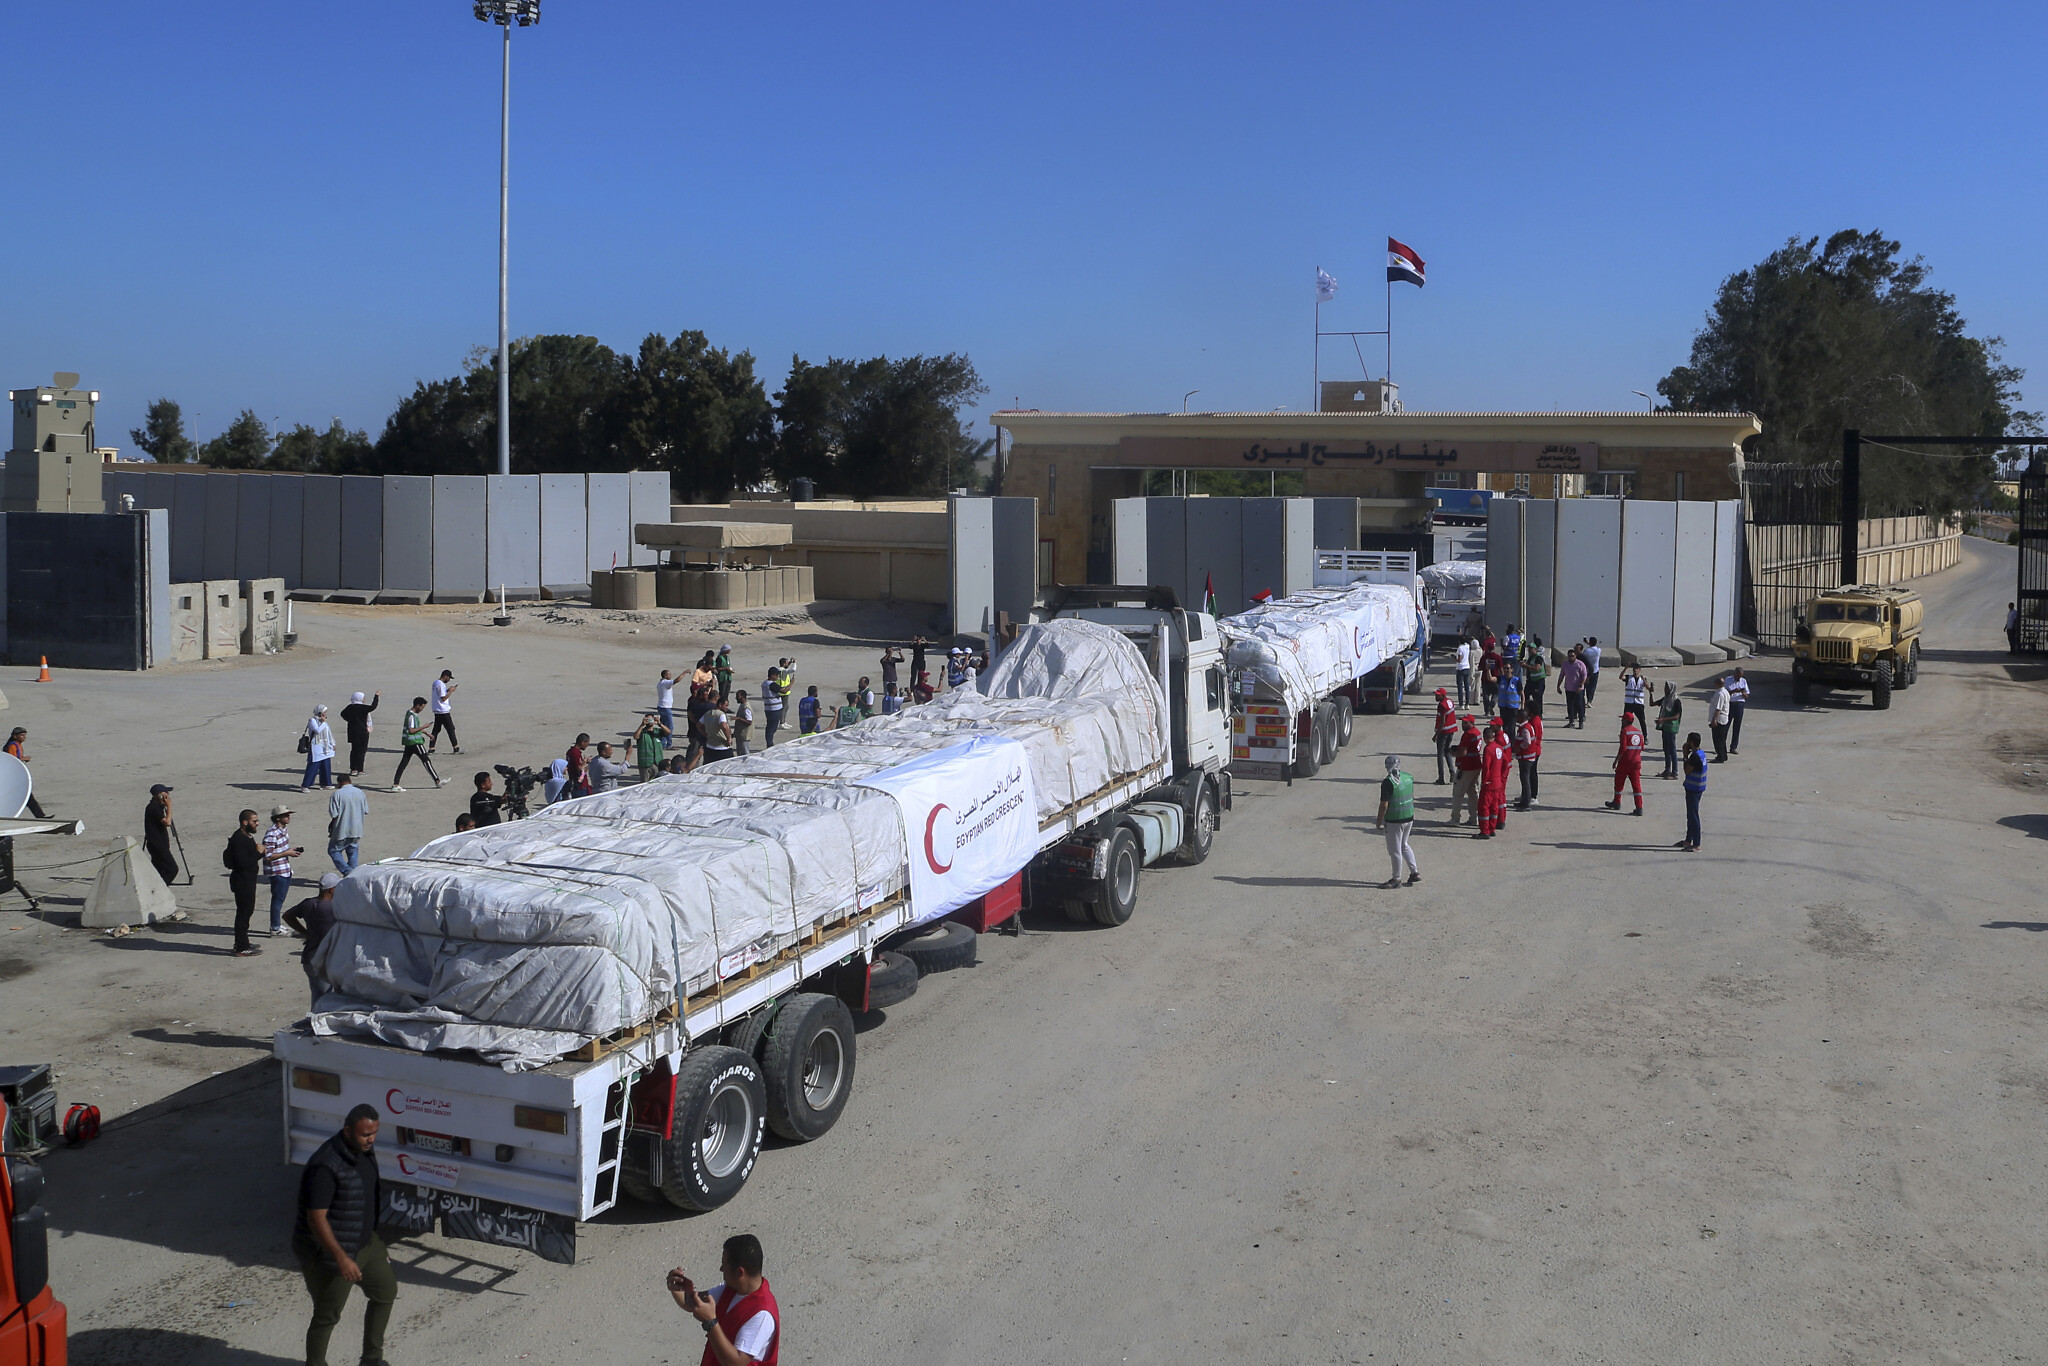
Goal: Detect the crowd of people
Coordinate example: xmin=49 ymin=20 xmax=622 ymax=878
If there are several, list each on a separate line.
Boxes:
xmin=1379 ymin=622 xmax=1746 ymax=887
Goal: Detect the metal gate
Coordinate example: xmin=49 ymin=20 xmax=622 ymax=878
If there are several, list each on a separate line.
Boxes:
xmin=2020 ymin=453 xmax=2048 ymax=653
xmin=1736 ymin=460 xmax=1840 ymax=649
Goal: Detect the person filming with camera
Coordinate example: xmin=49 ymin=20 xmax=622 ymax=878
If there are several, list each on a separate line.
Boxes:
xmin=667 ymin=1234 xmax=780 ymax=1364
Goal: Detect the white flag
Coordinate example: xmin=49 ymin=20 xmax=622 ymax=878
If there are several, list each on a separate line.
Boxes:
xmin=1315 ymin=268 xmax=1338 ymax=303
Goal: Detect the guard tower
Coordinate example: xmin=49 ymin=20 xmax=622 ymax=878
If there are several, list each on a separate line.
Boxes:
xmin=5 ymin=372 xmax=105 ymax=513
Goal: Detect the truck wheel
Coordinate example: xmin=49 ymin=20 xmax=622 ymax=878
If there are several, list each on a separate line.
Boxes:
xmin=659 ymin=1046 xmax=766 ymax=1213
xmin=895 ymin=919 xmax=976 ymax=975
xmin=760 ymin=993 xmax=857 ymax=1142
xmin=619 ymin=1149 xmax=664 ymax=1204
xmin=1905 ymin=641 xmax=1920 ymax=685
xmin=1176 ymin=779 xmax=1217 ymax=865
xmin=1317 ymin=704 xmax=1340 ymax=766
xmin=865 ymin=950 xmax=919 ymax=1009
xmin=1090 ymin=826 xmax=1141 ymax=927
xmin=1290 ymin=721 xmax=1323 ymax=780
xmin=1871 ymin=660 xmax=1893 ymax=709
xmin=1387 ymin=684 xmax=1404 ymax=715
xmin=1334 ymin=697 xmax=1355 ymax=747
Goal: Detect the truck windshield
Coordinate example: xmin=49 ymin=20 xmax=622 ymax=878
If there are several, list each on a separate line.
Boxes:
xmin=1812 ymin=603 xmax=1880 ymax=623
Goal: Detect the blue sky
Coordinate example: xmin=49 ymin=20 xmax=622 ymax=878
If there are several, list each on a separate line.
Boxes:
xmin=7 ymin=1 xmax=2044 ymax=452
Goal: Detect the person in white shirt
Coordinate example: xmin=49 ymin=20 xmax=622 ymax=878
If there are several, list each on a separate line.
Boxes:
xmin=667 ymin=1234 xmax=779 ymax=1365
xmin=1709 ymin=679 xmax=1733 ymax=763
xmin=1723 ymin=667 xmax=1750 ymax=755
xmin=300 ymin=705 xmax=336 ymax=792
xmin=655 ymin=670 xmax=678 ymax=750
xmin=1454 ymin=639 xmax=1474 ymax=708
xmin=429 ymin=670 xmax=461 ymax=755
xmin=1581 ymin=639 xmax=1603 ymax=702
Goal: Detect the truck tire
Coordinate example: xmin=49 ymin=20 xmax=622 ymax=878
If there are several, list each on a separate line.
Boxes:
xmin=1334 ymin=696 xmax=1355 ymax=747
xmin=1387 ymin=683 xmax=1405 ymax=715
xmin=1089 ymin=826 xmax=1142 ymax=927
xmin=1316 ymin=704 xmax=1339 ymax=767
xmin=760 ymin=993 xmax=857 ymax=1142
xmin=658 ymin=1046 xmax=766 ymax=1213
xmin=1904 ymin=641 xmax=1920 ymax=686
xmin=1290 ymin=719 xmax=1322 ymax=779
xmin=1176 ymin=778 xmax=1218 ymax=865
xmin=1872 ymin=660 xmax=1893 ymax=709
xmin=866 ymin=950 xmax=919 ymax=1009
xmin=895 ymin=919 xmax=976 ymax=975
xmin=619 ymin=1153 xmax=664 ymax=1205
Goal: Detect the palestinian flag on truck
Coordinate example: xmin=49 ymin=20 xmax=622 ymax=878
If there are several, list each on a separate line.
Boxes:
xmin=1387 ymin=237 xmax=1426 ymax=287
xmin=1204 ymin=573 xmax=1218 ymax=616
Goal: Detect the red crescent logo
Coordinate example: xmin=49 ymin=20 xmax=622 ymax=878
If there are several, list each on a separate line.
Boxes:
xmin=396 ymin=1154 xmax=418 ymax=1175
xmin=924 ymin=804 xmax=954 ymax=874
xmin=385 ymin=1088 xmax=405 ymax=1115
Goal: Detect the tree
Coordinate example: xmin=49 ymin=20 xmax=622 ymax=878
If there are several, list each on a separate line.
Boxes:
xmin=623 ymin=331 xmax=774 ymax=501
xmin=1658 ymin=230 xmax=2033 ymax=517
xmin=773 ymin=353 xmax=987 ymax=497
xmin=199 ymin=409 xmax=273 ymax=469
xmin=129 ymin=397 xmax=196 ymax=463
xmin=271 ymin=419 xmax=374 ymax=474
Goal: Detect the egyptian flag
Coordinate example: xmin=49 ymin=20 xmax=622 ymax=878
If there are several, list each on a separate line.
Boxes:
xmin=1387 ymin=237 xmax=1426 ymax=287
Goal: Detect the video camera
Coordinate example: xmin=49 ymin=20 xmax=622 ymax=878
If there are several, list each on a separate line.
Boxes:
xmin=493 ymin=763 xmax=543 ymax=821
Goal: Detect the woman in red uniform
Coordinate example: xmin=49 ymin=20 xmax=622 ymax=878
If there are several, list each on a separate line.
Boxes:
xmin=1476 ymin=717 xmax=1511 ymax=838
xmin=1603 ymin=712 xmax=1646 ymax=816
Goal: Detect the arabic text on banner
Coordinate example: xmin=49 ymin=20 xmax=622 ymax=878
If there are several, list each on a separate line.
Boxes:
xmin=854 ymin=735 xmax=1041 ymax=927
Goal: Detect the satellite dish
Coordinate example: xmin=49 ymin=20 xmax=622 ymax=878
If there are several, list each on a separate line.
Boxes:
xmin=52 ymin=372 xmax=80 ymax=390
xmin=0 ymin=754 xmax=31 ymax=819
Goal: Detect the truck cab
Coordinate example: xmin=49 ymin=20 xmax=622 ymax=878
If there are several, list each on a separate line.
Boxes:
xmin=1791 ymin=584 xmax=1923 ymax=708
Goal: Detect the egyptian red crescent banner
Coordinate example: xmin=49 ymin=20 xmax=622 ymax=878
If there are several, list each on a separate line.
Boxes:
xmin=1387 ymin=237 xmax=1426 ymax=287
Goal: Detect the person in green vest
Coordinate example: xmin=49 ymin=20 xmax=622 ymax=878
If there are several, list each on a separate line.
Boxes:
xmin=833 ymin=692 xmax=864 ymax=731
xmin=713 ymin=646 xmax=734 ymax=702
xmin=1375 ymin=754 xmax=1421 ymax=889
xmin=633 ymin=713 xmax=670 ymax=783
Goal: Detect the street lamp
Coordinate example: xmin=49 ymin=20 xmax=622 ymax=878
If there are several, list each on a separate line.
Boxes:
xmin=474 ymin=0 xmax=540 ymax=476
xmin=1182 ymin=389 xmax=1200 ymax=412
xmin=1631 ymin=389 xmax=1656 ymax=412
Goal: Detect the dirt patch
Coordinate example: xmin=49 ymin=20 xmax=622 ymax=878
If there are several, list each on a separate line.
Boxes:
xmin=1987 ymin=730 xmax=2048 ymax=789
xmin=1806 ymin=904 xmax=1886 ymax=960
xmin=0 ymin=956 xmax=31 ymax=984
xmin=1702 ymin=972 xmax=1786 ymax=1005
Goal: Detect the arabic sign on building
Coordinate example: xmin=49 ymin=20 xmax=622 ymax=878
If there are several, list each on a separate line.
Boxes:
xmin=1116 ymin=437 xmax=1595 ymax=472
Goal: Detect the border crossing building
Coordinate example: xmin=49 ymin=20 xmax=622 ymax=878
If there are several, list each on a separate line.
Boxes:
xmin=993 ymin=385 xmax=1761 ymax=585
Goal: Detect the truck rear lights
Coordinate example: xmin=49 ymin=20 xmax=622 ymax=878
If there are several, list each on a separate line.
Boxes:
xmin=513 ymin=1105 xmax=567 ymax=1134
xmin=292 ymin=1067 xmax=342 ymax=1095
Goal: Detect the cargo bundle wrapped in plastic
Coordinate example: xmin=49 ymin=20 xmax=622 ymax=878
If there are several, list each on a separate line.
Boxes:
xmin=309 ymin=619 xmax=1168 ymax=1068
xmin=1219 ymin=582 xmax=1417 ymax=714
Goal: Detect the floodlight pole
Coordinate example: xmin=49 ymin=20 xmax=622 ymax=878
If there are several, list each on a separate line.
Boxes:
xmin=496 ymin=16 xmax=512 ymax=477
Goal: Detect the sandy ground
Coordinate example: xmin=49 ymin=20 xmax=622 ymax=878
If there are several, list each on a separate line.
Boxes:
xmin=7 ymin=542 xmax=2045 ymax=1365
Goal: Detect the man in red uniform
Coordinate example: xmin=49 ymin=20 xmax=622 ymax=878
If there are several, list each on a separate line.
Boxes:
xmin=1448 ymin=716 xmax=1484 ymax=825
xmin=1432 ymin=688 xmax=1458 ymax=784
xmin=669 ymin=1233 xmax=780 ymax=1364
xmin=1603 ymin=712 xmax=1646 ymax=816
xmin=1512 ymin=709 xmax=1544 ymax=809
xmin=1476 ymin=717 xmax=1511 ymax=838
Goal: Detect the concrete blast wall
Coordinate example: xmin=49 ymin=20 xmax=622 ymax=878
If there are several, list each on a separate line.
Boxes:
xmin=485 ymin=474 xmax=541 ymax=598
xmin=432 ymin=475 xmax=487 ymax=602
xmin=380 ymin=476 xmax=434 ymax=599
xmin=539 ymin=474 xmax=588 ymax=593
xmin=338 ymin=476 xmax=383 ymax=594
xmin=1485 ymin=499 xmax=1743 ymax=661
xmin=1110 ymin=497 xmax=1316 ymax=616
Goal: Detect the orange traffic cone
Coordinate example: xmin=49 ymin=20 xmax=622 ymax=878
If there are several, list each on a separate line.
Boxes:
xmin=34 ymin=656 xmax=50 ymax=683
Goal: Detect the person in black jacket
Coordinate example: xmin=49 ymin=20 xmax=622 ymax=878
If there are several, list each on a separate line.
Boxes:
xmin=339 ymin=691 xmax=379 ymax=777
xmin=144 ymin=784 xmax=179 ymax=885
xmin=224 ymin=809 xmax=263 ymax=957
xmin=294 ymin=1104 xmax=397 ymax=1366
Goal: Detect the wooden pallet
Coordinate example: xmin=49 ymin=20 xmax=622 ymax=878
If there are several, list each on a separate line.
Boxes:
xmin=568 ymin=1001 xmax=679 ymax=1063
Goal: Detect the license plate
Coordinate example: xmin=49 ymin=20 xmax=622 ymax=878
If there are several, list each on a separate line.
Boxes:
xmin=412 ymin=1132 xmax=458 ymax=1155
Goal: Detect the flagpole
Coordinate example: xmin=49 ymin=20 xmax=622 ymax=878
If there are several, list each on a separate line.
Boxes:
xmin=1313 ymin=267 xmax=1321 ymax=411
xmin=1385 ymin=273 xmax=1392 ymax=382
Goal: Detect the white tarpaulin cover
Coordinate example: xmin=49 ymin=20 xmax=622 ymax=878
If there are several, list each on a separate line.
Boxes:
xmin=309 ymin=618 xmax=1166 ymax=1068
xmin=854 ymin=735 xmax=1039 ymax=929
xmin=1421 ymin=560 xmax=1485 ymax=598
xmin=1220 ymin=582 xmax=1417 ymax=716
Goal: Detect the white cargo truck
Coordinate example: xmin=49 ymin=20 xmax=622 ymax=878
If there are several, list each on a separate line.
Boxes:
xmin=275 ymin=609 xmax=1230 ymax=1264
xmin=1222 ymin=552 xmax=1427 ymax=780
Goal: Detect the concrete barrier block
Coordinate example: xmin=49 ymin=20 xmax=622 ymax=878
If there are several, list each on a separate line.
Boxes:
xmin=81 ymin=836 xmax=179 ymax=928
xmin=586 ymin=473 xmax=632 ymax=575
xmin=381 ymin=475 xmax=434 ymax=597
xmin=202 ymin=580 xmax=240 ymax=659
xmin=680 ymin=569 xmax=707 ymax=609
xmin=235 ymin=473 xmax=271 ymax=580
xmin=339 ymin=476 xmax=384 ymax=593
xmin=169 ymin=582 xmax=205 ymax=662
xmin=656 ymin=567 xmax=685 ymax=608
xmin=589 ymin=569 xmax=612 ymax=609
xmin=540 ymin=473 xmax=587 ymax=594
xmin=268 ymin=475 xmax=304 ymax=589
xmin=742 ymin=568 xmax=763 ymax=607
xmin=430 ymin=475 xmax=487 ymax=602
xmin=792 ymin=565 xmax=815 ymax=603
xmin=1673 ymin=642 xmax=1727 ymax=664
xmin=485 ymin=474 xmax=541 ymax=598
xmin=240 ymin=578 xmax=286 ymax=654
xmin=301 ymin=475 xmax=342 ymax=591
xmin=703 ymin=569 xmax=739 ymax=609
xmin=201 ymin=475 xmax=238 ymax=581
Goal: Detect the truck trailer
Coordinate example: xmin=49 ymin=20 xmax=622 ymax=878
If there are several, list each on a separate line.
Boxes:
xmin=275 ymin=606 xmax=1232 ymax=1263
xmin=1222 ymin=553 xmax=1427 ymax=779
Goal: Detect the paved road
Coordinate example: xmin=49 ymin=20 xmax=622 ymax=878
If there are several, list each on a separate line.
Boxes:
xmin=18 ymin=543 xmax=2047 ymax=1363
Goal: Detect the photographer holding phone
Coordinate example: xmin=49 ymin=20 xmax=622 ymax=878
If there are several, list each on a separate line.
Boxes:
xmin=667 ymin=1233 xmax=780 ymax=1365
